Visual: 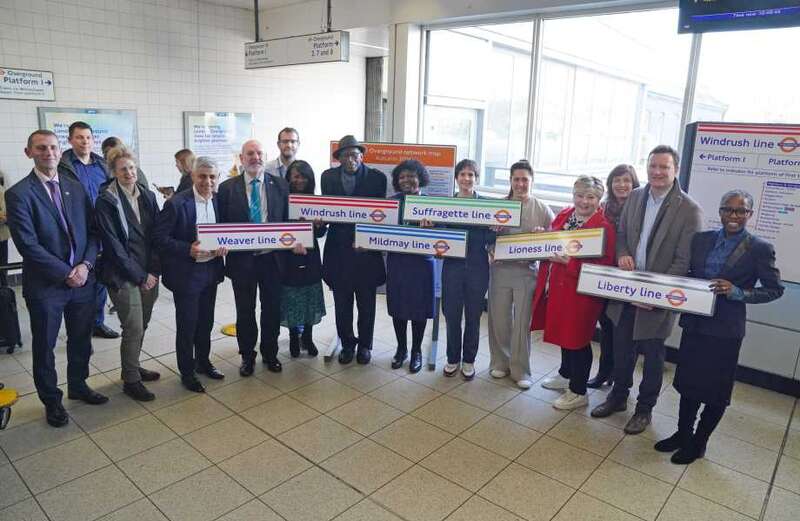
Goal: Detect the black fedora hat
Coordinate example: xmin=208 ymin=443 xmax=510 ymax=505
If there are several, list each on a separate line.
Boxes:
xmin=332 ymin=135 xmax=366 ymax=159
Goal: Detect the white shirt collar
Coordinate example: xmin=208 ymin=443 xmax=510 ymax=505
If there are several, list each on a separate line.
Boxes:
xmin=34 ymin=168 xmax=59 ymax=184
xmin=192 ymin=186 xmax=213 ymax=203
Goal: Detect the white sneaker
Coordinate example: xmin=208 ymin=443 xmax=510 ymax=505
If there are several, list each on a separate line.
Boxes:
xmin=553 ymin=390 xmax=589 ymax=410
xmin=461 ymin=362 xmax=475 ymax=380
xmin=541 ymin=374 xmax=569 ymax=390
xmin=443 ymin=363 xmax=459 ymax=377
xmin=490 ymin=369 xmax=508 ymax=379
xmin=517 ymin=379 xmax=533 ymax=389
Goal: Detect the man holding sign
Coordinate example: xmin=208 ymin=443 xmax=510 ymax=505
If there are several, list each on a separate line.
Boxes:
xmin=591 ymin=145 xmax=702 ymax=435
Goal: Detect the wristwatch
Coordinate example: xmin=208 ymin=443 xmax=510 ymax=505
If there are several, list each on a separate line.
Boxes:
xmin=81 ymin=260 xmax=94 ymax=271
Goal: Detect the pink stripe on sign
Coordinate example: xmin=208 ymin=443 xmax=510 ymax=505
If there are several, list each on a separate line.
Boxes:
xmin=290 ymin=195 xmax=399 ymax=208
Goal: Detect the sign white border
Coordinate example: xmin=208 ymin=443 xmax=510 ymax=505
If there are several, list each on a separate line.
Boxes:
xmin=355 ymin=224 xmax=467 ymax=258
xmin=495 ymin=228 xmax=606 ymax=260
xmin=196 ymin=222 xmax=314 ymax=251
xmin=289 ymin=194 xmax=400 ymax=225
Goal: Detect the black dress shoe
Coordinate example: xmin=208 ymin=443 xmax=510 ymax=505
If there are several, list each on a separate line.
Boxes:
xmin=182 ymin=376 xmax=206 ymax=393
xmin=263 ymin=358 xmax=283 ymax=373
xmin=654 ymin=431 xmax=687 ymax=453
xmin=338 ymin=348 xmax=355 ymax=364
xmin=45 ymin=403 xmax=69 ymax=428
xmin=239 ymin=358 xmax=255 ymax=377
xmin=409 ymin=351 xmax=422 ymax=373
xmin=139 ymin=367 xmax=161 ymax=382
xmin=67 ymin=386 xmax=109 ymax=405
xmin=391 ymin=349 xmax=407 ymax=370
xmin=303 ymin=338 xmax=318 ymax=357
xmin=123 ymin=382 xmax=155 ymax=402
xmin=356 ymin=347 xmax=371 ymax=365
xmin=198 ymin=363 xmax=225 ymax=380
xmin=586 ymin=374 xmax=612 ymax=389
xmin=671 ymin=439 xmax=706 ymax=465
xmin=92 ymin=324 xmax=120 ymax=339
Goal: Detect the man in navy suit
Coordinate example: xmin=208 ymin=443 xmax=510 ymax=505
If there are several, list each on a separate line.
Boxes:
xmin=5 ymin=130 xmax=108 ymax=428
xmin=217 ymin=139 xmax=289 ymax=376
xmin=154 ymin=156 xmax=227 ymax=393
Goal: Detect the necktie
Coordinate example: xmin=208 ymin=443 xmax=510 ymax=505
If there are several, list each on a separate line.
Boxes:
xmin=250 ymin=178 xmax=262 ymax=223
xmin=46 ymin=180 xmax=75 ymax=265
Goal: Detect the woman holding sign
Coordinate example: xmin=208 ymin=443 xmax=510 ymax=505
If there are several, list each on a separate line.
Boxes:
xmin=655 ymin=190 xmax=783 ymax=464
xmin=487 ymin=160 xmax=554 ymax=389
xmin=442 ymin=159 xmax=496 ymax=380
xmin=386 ymin=160 xmax=435 ymax=373
xmin=531 ymin=176 xmax=616 ymax=410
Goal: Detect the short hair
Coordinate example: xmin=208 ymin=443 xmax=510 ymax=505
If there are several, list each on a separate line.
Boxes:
xmin=174 ymin=148 xmax=193 ymax=160
xmin=192 ymin=156 xmax=219 ymax=174
xmin=286 ymin=160 xmax=316 ymax=194
xmin=720 ymin=189 xmax=754 ymax=209
xmin=573 ymin=175 xmax=605 ymax=199
xmin=454 ymin=158 xmax=479 ymax=179
xmin=101 ymin=136 xmax=122 ymax=154
xmin=277 ymin=127 xmax=299 ymax=141
xmin=106 ymin=146 xmax=135 ymax=173
xmin=27 ymin=129 xmax=59 ymax=149
xmin=648 ymin=144 xmax=680 ymax=170
xmin=391 ymin=160 xmax=430 ymax=193
xmin=68 ymin=121 xmax=93 ymax=138
xmin=507 ymin=159 xmax=533 ymax=198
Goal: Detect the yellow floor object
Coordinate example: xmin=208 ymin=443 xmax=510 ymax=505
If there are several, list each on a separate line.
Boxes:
xmin=0 ymin=386 xmax=19 ymax=430
xmin=221 ymin=323 xmax=237 ymax=337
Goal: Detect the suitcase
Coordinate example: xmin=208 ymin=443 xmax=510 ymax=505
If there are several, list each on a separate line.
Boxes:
xmin=0 ymin=286 xmax=22 ymax=354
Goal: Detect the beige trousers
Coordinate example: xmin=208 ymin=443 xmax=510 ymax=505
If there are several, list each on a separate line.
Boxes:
xmin=488 ymin=262 xmax=537 ymax=382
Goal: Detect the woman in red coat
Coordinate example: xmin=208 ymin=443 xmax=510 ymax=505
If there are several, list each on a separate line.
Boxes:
xmin=531 ymin=175 xmax=616 ymax=410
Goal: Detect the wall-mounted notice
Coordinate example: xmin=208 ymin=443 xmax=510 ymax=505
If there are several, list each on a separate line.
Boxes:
xmin=245 ymin=31 xmax=350 ymax=69
xmin=681 ymin=122 xmax=800 ymax=283
xmin=184 ymin=112 xmax=253 ymax=176
xmin=329 ymin=141 xmax=457 ymax=197
xmin=1 ymin=67 xmax=55 ymax=101
xmin=38 ymin=107 xmax=138 ymax=156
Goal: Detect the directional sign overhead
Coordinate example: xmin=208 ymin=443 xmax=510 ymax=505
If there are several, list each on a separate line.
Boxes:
xmin=0 ymin=67 xmax=55 ymax=101
xmin=245 ymin=31 xmax=349 ymax=69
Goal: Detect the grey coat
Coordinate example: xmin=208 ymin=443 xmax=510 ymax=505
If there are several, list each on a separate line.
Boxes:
xmin=605 ymin=180 xmax=703 ymax=340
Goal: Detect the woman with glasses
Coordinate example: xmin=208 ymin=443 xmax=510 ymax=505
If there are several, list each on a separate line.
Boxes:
xmin=654 ymin=189 xmax=783 ymax=464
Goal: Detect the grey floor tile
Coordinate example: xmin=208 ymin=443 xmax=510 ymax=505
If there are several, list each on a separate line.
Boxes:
xmin=261 ymin=467 xmax=362 ymax=521
xmin=149 ymin=467 xmax=253 ymax=521
xmin=14 ymin=436 xmax=111 ymax=494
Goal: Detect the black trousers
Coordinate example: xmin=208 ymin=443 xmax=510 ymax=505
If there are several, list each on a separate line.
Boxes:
xmin=232 ymin=254 xmax=281 ymax=362
xmin=557 ymin=345 xmax=593 ymax=395
xmin=173 ymin=267 xmax=218 ymax=379
xmin=333 ymin=284 xmax=377 ymax=351
xmin=0 ymin=240 xmax=8 ymax=286
xmin=596 ymin=311 xmax=614 ymax=377
xmin=678 ymin=396 xmax=725 ymax=445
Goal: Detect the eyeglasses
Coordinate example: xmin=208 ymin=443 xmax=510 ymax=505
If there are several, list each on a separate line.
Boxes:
xmin=719 ymin=206 xmax=752 ymax=217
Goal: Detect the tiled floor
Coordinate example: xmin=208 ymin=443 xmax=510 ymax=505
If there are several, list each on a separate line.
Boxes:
xmin=0 ymin=282 xmax=798 ymax=521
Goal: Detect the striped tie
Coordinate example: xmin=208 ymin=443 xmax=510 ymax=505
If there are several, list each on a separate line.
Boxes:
xmin=250 ymin=178 xmax=262 ymax=223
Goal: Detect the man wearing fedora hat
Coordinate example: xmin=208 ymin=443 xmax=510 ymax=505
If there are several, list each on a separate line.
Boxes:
xmin=321 ymin=135 xmax=387 ymax=364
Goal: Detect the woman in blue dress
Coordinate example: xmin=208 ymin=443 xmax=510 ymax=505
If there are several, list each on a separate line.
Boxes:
xmin=387 ymin=160 xmax=435 ymax=373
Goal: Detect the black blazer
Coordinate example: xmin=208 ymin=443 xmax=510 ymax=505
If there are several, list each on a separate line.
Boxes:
xmin=216 ymin=172 xmax=289 ymax=280
xmin=679 ymin=230 xmax=784 ymax=339
xmin=5 ymin=170 xmax=99 ymax=299
xmin=153 ymin=188 xmax=224 ymax=294
xmin=95 ymin=181 xmax=160 ymax=289
xmin=320 ymin=164 xmax=387 ymax=290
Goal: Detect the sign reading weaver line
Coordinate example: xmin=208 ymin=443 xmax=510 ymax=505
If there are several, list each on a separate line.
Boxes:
xmin=289 ymin=194 xmax=400 ymax=225
xmin=495 ymin=228 xmax=605 ymax=261
xmin=355 ymin=224 xmax=467 ymax=258
xmin=577 ymin=264 xmax=716 ymax=316
xmin=196 ymin=222 xmax=314 ymax=252
xmin=402 ymin=195 xmax=522 ymax=227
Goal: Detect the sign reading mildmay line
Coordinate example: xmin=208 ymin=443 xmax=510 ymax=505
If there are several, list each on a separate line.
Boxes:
xmin=245 ymin=31 xmax=349 ymax=69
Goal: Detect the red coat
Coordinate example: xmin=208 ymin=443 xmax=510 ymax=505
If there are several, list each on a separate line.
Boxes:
xmin=530 ymin=207 xmax=616 ymax=349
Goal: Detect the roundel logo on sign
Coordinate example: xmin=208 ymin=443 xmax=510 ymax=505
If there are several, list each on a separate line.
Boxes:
xmin=565 ymin=240 xmax=583 ymax=255
xmin=279 ymin=233 xmax=296 ymax=246
xmin=0 ymin=69 xmax=5 ymax=76
xmin=665 ymin=289 xmax=687 ymax=307
xmin=369 ymin=209 xmax=386 ymax=223
xmin=778 ymin=137 xmax=799 ymax=153
xmin=432 ymin=240 xmax=450 ymax=256
xmin=494 ymin=209 xmax=512 ymax=224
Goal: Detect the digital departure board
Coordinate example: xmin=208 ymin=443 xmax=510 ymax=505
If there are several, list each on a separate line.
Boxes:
xmin=678 ymin=0 xmax=800 ymax=33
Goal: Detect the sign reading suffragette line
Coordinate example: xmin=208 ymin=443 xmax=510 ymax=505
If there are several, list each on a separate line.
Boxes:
xmin=577 ymin=264 xmax=716 ymax=316
xmin=196 ymin=222 xmax=314 ymax=251
xmin=402 ymin=195 xmax=522 ymax=227
xmin=289 ymin=195 xmax=400 ymax=225
xmin=355 ymin=224 xmax=467 ymax=258
xmin=494 ymin=228 xmax=605 ymax=260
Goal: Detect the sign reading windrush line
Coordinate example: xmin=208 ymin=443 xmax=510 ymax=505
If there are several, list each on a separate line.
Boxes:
xmin=577 ymin=264 xmax=716 ymax=316
xmin=196 ymin=222 xmax=314 ymax=252
xmin=288 ymin=194 xmax=400 ymax=225
xmin=355 ymin=224 xmax=467 ymax=258
xmin=402 ymin=196 xmax=522 ymax=227
xmin=494 ymin=228 xmax=605 ymax=260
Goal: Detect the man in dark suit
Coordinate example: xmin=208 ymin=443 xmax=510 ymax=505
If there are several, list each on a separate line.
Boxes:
xmin=5 ymin=130 xmax=108 ymax=428
xmin=321 ymin=135 xmax=387 ymax=364
xmin=217 ymin=139 xmax=289 ymax=376
xmin=154 ymin=156 xmax=227 ymax=393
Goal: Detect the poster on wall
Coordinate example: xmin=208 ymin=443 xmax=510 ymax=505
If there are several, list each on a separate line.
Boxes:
xmin=184 ymin=112 xmax=253 ymax=176
xmin=1 ymin=67 xmax=55 ymax=101
xmin=328 ymin=141 xmax=457 ymax=197
xmin=38 ymin=107 xmax=139 ymax=156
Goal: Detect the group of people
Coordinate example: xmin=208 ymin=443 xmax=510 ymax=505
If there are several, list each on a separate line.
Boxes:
xmin=3 ymin=125 xmax=784 ymax=465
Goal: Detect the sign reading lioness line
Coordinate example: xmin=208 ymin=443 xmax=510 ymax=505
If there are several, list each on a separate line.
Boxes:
xmin=402 ymin=195 xmax=522 ymax=227
xmin=494 ymin=228 xmax=605 ymax=260
xmin=196 ymin=222 xmax=314 ymax=252
xmin=288 ymin=194 xmax=401 ymax=225
xmin=355 ymin=224 xmax=467 ymax=258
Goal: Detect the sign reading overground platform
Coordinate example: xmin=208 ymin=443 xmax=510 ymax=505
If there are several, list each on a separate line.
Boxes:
xmin=577 ymin=264 xmax=716 ymax=316
xmin=494 ymin=228 xmax=605 ymax=261
xmin=245 ymin=31 xmax=349 ymax=69
xmin=355 ymin=224 xmax=467 ymax=258
xmin=288 ymin=194 xmax=400 ymax=225
xmin=0 ymin=67 xmax=55 ymax=101
xmin=402 ymin=195 xmax=522 ymax=227
xmin=196 ymin=222 xmax=314 ymax=251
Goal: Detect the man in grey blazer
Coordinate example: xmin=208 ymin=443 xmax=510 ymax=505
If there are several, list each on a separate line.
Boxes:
xmin=591 ymin=145 xmax=703 ymax=434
